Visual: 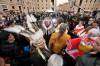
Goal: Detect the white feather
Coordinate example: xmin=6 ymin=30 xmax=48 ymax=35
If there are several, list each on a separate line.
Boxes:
xmin=4 ymin=25 xmax=25 ymax=34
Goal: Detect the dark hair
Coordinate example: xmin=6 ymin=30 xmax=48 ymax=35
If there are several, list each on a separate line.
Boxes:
xmin=96 ymin=19 xmax=100 ymax=28
xmin=5 ymin=33 xmax=16 ymax=40
xmin=93 ymin=21 xmax=98 ymax=24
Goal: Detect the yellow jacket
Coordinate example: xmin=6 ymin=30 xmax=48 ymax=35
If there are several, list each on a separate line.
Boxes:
xmin=49 ymin=32 xmax=71 ymax=53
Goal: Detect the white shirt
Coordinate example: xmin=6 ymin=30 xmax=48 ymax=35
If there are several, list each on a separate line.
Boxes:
xmin=88 ymin=26 xmax=100 ymax=41
xmin=88 ymin=26 xmax=100 ymax=37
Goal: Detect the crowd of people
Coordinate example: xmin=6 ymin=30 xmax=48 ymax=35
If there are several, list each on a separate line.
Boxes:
xmin=0 ymin=11 xmax=100 ymax=66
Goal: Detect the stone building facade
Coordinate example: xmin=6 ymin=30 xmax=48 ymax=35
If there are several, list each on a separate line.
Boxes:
xmin=0 ymin=0 xmax=52 ymax=13
xmin=69 ymin=0 xmax=100 ymax=13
